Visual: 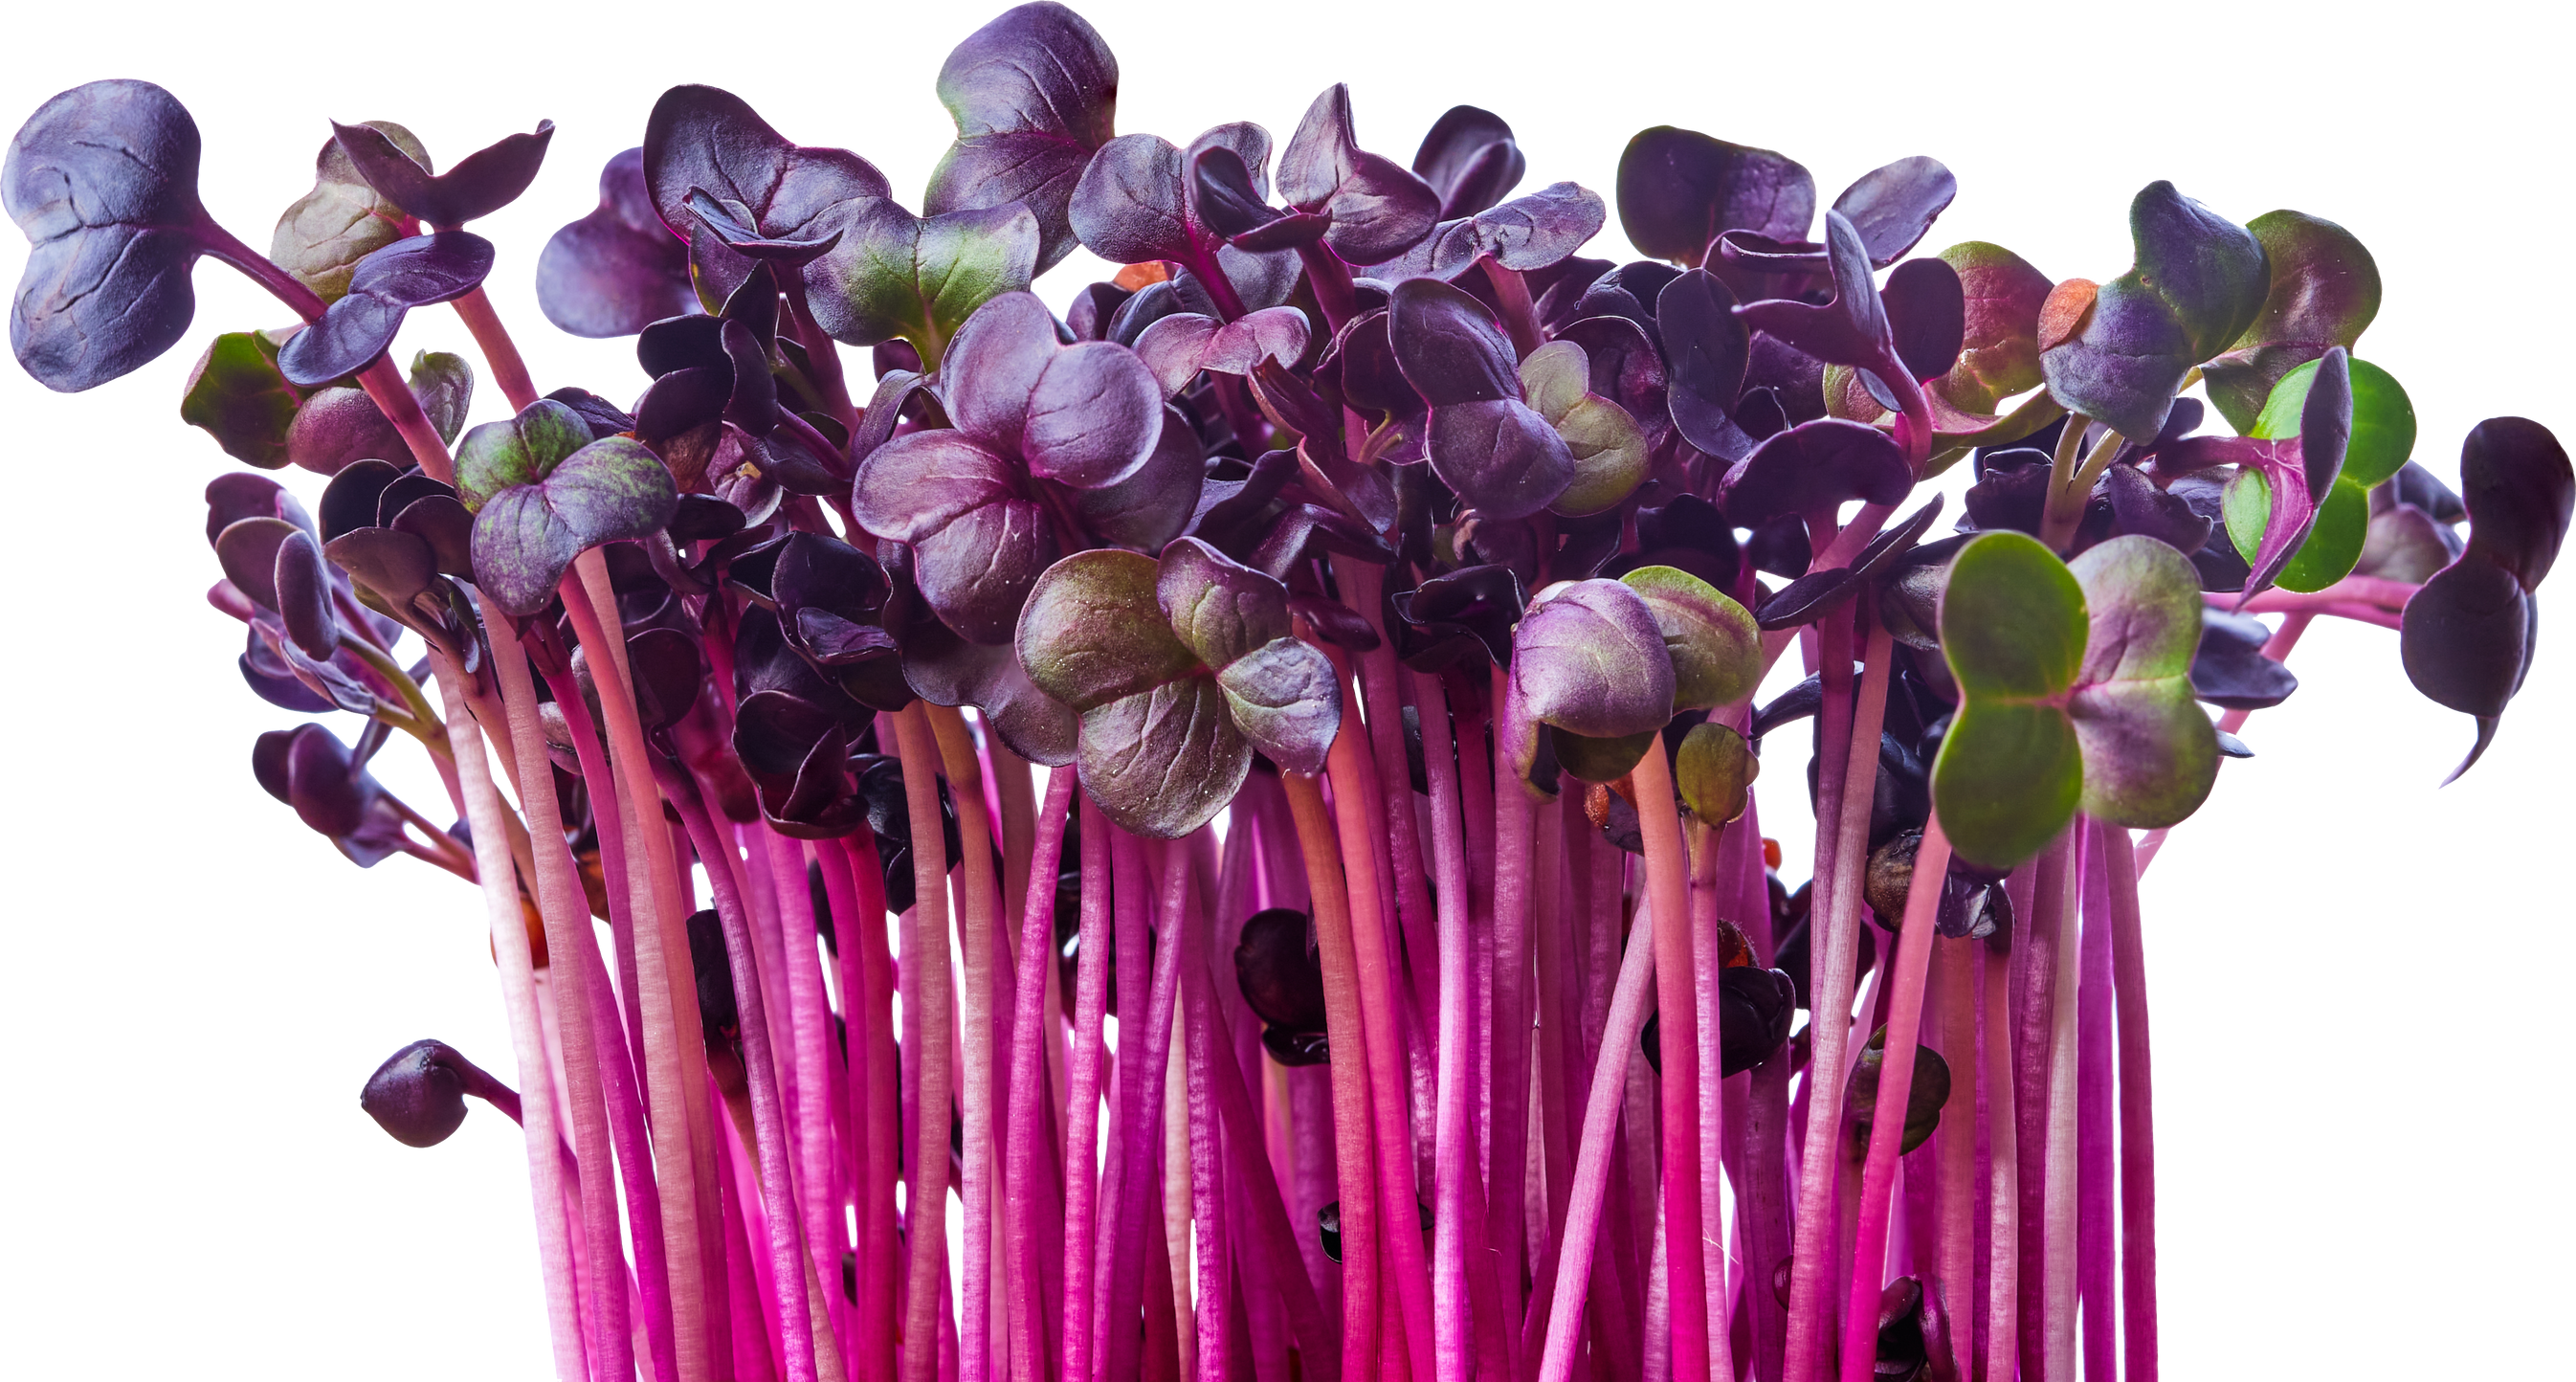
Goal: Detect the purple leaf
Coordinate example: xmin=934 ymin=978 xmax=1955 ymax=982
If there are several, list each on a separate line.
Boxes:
xmin=277 ymin=232 xmax=493 ymax=387
xmin=1133 ymin=306 xmax=1310 ymax=395
xmin=941 ymin=291 xmax=1163 ymax=488
xmin=684 ymin=187 xmax=843 ymax=264
xmin=1656 ymin=269 xmax=1750 ymax=457
xmin=1615 ymin=125 xmax=1813 ymax=266
xmin=1882 ymin=256 xmax=1965 ymax=383
xmin=1512 ymin=577 xmax=1675 ymax=739
xmin=1277 ymin=85 xmax=1441 ymax=264
xmin=1831 ymin=156 xmax=1956 ymax=267
xmin=924 ymin=2 xmax=1119 ymax=274
xmin=537 ymin=148 xmax=699 ymax=339
xmin=7 ymin=79 xmax=209 ymax=391
xmin=1413 ymin=105 xmax=1524 ymax=218
xmin=331 ymin=119 xmax=553 ymax=228
xmin=1388 ymin=277 xmax=1517 ymax=405
xmin=1733 ymin=211 xmax=1894 ymax=374
xmin=1719 ymin=417 xmax=1912 ymax=527
xmin=643 ymin=84 xmax=892 ymax=302
xmin=1071 ymin=405 xmax=1204 ymax=550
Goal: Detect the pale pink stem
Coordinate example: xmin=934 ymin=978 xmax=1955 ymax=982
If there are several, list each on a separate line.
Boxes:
xmin=1533 ymin=888 xmax=1659 ymax=1382
xmin=925 ymin=709 xmax=1006 ymax=1382
xmin=1101 ymin=831 xmax=1195 ymax=1382
xmin=1061 ymin=793 xmax=1113 ymax=1382
xmin=1786 ymin=612 xmax=1898 ymax=1380
xmin=2101 ymin=823 xmax=2159 ymax=1382
xmin=670 ymin=770 xmax=818 ymax=1382
xmin=1184 ymin=919 xmax=1232 ymax=1380
xmin=716 ymin=1113 xmax=783 ymax=1382
xmin=2077 ymin=830 xmax=2118 ymax=1382
xmin=1690 ymin=822 xmax=1734 ymax=1382
xmin=1005 ymin=769 xmax=1077 ymax=1380
xmin=1837 ymin=816 xmax=1954 ymax=1382
xmin=428 ymin=655 xmax=586 ymax=1382
xmin=490 ymin=635 xmax=635 ymax=1382
xmin=1483 ymin=668 xmax=1536 ymax=1381
xmin=2039 ymin=833 xmax=2083 ymax=1381
xmin=2013 ymin=834 xmax=2075 ymax=1379
xmin=1414 ymin=669 xmax=1479 ymax=1382
xmin=1983 ymin=869 xmax=2028 ymax=1382
xmin=1933 ymin=937 xmax=1979 ymax=1382
xmin=1632 ymin=738 xmax=1714 ymax=1382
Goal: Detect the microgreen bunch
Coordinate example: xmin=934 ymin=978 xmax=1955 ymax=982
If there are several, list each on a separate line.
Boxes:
xmin=10 ymin=7 xmax=2568 ymax=1382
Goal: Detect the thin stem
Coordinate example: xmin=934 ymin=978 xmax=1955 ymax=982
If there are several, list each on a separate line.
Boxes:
xmin=888 ymin=704 xmax=957 ymax=1382
xmin=2077 ymin=829 xmax=2118 ymax=1382
xmin=1933 ymin=936 xmax=1979 ymax=1382
xmin=490 ymin=628 xmax=637 ymax=1382
xmin=450 ymin=285 xmax=541 ymax=412
xmin=1836 ymin=815 xmax=1953 ymax=1382
xmin=1630 ymin=739 xmax=1713 ymax=1382
xmin=1061 ymin=792 xmax=1114 ymax=1382
xmin=1983 ymin=920 xmax=2021 ymax=1382
xmin=1416 ymin=666 xmax=1477 ymax=1382
xmin=1321 ymin=658 xmax=1438 ymax=1382
xmin=563 ymin=552 xmax=716 ymax=1382
xmin=1004 ymin=769 xmax=1077 ymax=1380
xmin=1484 ymin=667 xmax=1537 ymax=1382
xmin=426 ymin=651 xmax=586 ymax=1382
xmin=2102 ymin=822 xmax=2160 ymax=1382
xmin=1281 ymin=769 xmax=1386 ymax=1382
xmin=2041 ymin=829 xmax=2083 ymax=1382
xmin=1784 ymin=611 xmax=1897 ymax=1380
xmin=2039 ymin=422 xmax=2120 ymax=552
xmin=1295 ymin=241 xmax=1360 ymax=335
xmin=926 ymin=706 xmax=1005 ymax=1382
xmin=1532 ymin=892 xmax=1659 ymax=1382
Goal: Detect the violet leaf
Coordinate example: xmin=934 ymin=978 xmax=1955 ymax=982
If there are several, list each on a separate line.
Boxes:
xmin=642 ymin=84 xmax=893 ymax=304
xmin=2188 ymin=610 xmax=2298 ymax=709
xmin=924 ymin=1 xmax=1119 ymax=274
xmin=1615 ymin=125 xmax=1813 ymax=267
xmin=1718 ymin=417 xmax=1911 ymax=527
xmin=276 ymin=232 xmax=493 ymax=387
xmin=852 ymin=430 xmax=1056 ymax=643
xmin=1512 ymin=577 xmax=1675 ymax=741
xmin=1882 ymin=256 xmax=1965 ymax=383
xmin=1831 ymin=157 xmax=1956 ymax=267
xmin=1133 ymin=306 xmax=1310 ymax=395
xmin=2039 ymin=182 xmax=2268 ymax=441
xmin=1413 ymin=106 xmax=1523 ymax=219
xmin=1276 ymin=85 xmax=1441 ymax=264
xmin=942 ymin=290 xmax=1163 ymax=488
xmin=331 ymin=119 xmax=552 ymax=228
xmin=6 ymin=79 xmax=210 ymax=391
xmin=1655 ymin=269 xmax=1752 ymax=459
xmin=537 ymin=147 xmax=699 ymax=339
xmin=469 ymin=435 xmax=678 ymax=616
xmin=1519 ymin=341 xmax=1648 ymax=517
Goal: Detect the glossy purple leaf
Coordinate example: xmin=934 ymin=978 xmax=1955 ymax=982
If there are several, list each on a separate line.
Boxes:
xmin=852 ymin=430 xmax=1052 ymax=643
xmin=1882 ymin=256 xmax=1965 ymax=383
xmin=469 ymin=436 xmax=679 ymax=616
xmin=1413 ymin=105 xmax=1523 ymax=218
xmin=1276 ymin=85 xmax=1441 ymax=264
xmin=1421 ymin=181 xmax=1597 ymax=281
xmin=1656 ymin=268 xmax=1750 ymax=457
xmin=1513 ymin=577 xmax=1675 ymax=740
xmin=2041 ymin=183 xmax=2267 ymax=442
xmin=1071 ymin=405 xmax=1204 ymax=550
xmin=1424 ymin=389 xmax=1574 ymax=518
xmin=273 ymin=528 xmax=340 ymax=658
xmin=924 ymin=2 xmax=1118 ymax=274
xmin=643 ymin=84 xmax=892 ymax=302
xmin=331 ymin=119 xmax=553 ymax=228
xmin=1720 ymin=417 xmax=1912 ymax=527
xmin=1832 ymin=157 xmax=1956 ymax=266
xmin=7 ymin=79 xmax=209 ymax=391
xmin=216 ymin=516 xmax=298 ymax=611
xmin=537 ymin=148 xmax=699 ymax=339
xmin=941 ymin=290 xmax=1162 ymax=488
xmin=1391 ymin=564 xmax=1525 ymax=671
xmin=1388 ymin=278 xmax=1517 ymax=405
xmin=277 ymin=232 xmax=493 ymax=387
xmin=208 ymin=470 xmax=317 ymax=547
xmin=1734 ymin=211 xmax=1894 ymax=374
xmin=1614 ymin=125 xmax=1813 ymax=266
xmin=684 ymin=187 xmax=842 ymax=264
xmin=1133 ymin=306 xmax=1310 ymax=395
xmin=2456 ymin=415 xmax=2574 ymax=591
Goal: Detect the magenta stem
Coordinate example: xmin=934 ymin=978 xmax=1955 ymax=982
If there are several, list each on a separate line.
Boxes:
xmin=889 ymin=705 xmax=957 ymax=1382
xmin=1414 ymin=666 xmax=1478 ymax=1382
xmin=1061 ymin=793 xmax=1114 ymax=1382
xmin=2076 ymin=827 xmax=2118 ymax=1382
xmin=1004 ymin=769 xmax=1077 ymax=1380
xmin=2101 ymin=822 xmax=2160 ymax=1382
xmin=1483 ymin=665 xmax=1536 ymax=1381
xmin=1836 ymin=815 xmax=1954 ymax=1382
xmin=1102 ymin=831 xmax=1196 ymax=1382
xmin=1632 ymin=734 xmax=1713 ymax=1382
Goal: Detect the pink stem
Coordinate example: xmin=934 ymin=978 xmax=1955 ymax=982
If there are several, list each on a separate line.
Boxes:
xmin=755 ymin=825 xmax=855 ymax=1372
xmin=668 ymin=769 xmax=817 ymax=1382
xmin=1484 ymin=669 xmax=1536 ymax=1381
xmin=1933 ymin=937 xmax=1978 ymax=1382
xmin=1982 ymin=918 xmax=2021 ymax=1382
xmin=2101 ymin=823 xmax=2159 ymax=1382
xmin=889 ymin=706 xmax=957 ymax=1382
xmin=1061 ymin=794 xmax=1113 ymax=1382
xmin=1006 ymin=769 xmax=1078 ymax=1380
xmin=827 ymin=833 xmax=902 ymax=1378
xmin=1415 ymin=668 xmax=1479 ymax=1382
xmin=1836 ymin=816 xmax=1954 ymax=1382
xmin=1632 ymin=736 xmax=1714 ymax=1382
xmin=2038 ymin=833 xmax=2083 ymax=1381
xmin=1532 ymin=886 xmax=1660 ymax=1382
xmin=2076 ymin=830 xmax=2118 ymax=1382
xmin=1184 ymin=913 xmax=1232 ymax=1380
xmin=1785 ymin=612 xmax=1897 ymax=1380
xmin=2013 ymin=834 xmax=2074 ymax=1379
xmin=450 ymin=284 xmax=541 ymax=411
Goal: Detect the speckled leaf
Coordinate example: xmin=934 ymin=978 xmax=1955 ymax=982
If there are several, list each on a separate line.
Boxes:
xmin=270 ymin=122 xmax=421 ymax=302
xmin=455 ymin=399 xmax=593 ymax=511
xmin=1676 ymin=720 xmax=1759 ymax=822
xmin=1077 ymin=675 xmax=1250 ymax=837
xmin=1214 ymin=636 xmax=1340 ymax=771
xmin=2067 ymin=535 xmax=2216 ymax=829
xmin=469 ymin=436 xmax=678 ymax=615
xmin=1513 ymin=578 xmax=1675 ymax=739
xmin=1017 ymin=548 xmax=1197 ymax=712
xmin=806 ymin=200 xmax=1039 ymax=359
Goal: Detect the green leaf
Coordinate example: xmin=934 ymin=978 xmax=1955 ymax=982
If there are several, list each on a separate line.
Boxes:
xmin=269 ymin=121 xmax=426 ymax=302
xmin=807 ymin=200 xmax=1040 ymax=363
xmin=2273 ymin=479 xmax=2370 ymax=592
xmin=1675 ymin=722 xmax=1758 ymax=823
xmin=1936 ymin=531 xmax=2085 ymax=701
xmin=1935 ymin=240 xmax=2053 ymax=413
xmin=1077 ymin=676 xmax=1252 ymax=839
xmin=2066 ymin=536 xmax=2216 ymax=829
xmin=410 ymin=350 xmax=474 ymax=444
xmin=1934 ymin=701 xmax=2082 ymax=869
xmin=2250 ymin=355 xmax=2414 ymax=485
xmin=1521 ymin=341 xmax=1648 ymax=517
xmin=1015 ymin=549 xmax=1198 ymax=713
xmin=1552 ymin=726 xmax=1656 ymax=784
xmin=181 ymin=329 xmax=308 ymax=469
xmin=1618 ymin=565 xmax=1761 ymax=712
